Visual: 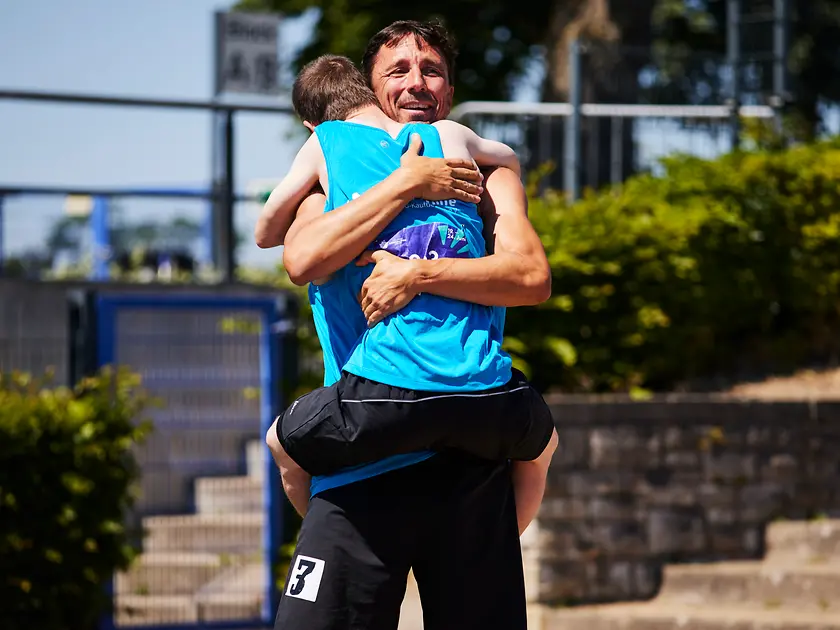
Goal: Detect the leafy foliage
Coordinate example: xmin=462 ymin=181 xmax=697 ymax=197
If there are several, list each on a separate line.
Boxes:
xmin=652 ymin=0 xmax=840 ymax=134
xmin=507 ymin=136 xmax=840 ymax=392
xmin=236 ymin=0 xmax=555 ymax=103
xmin=0 ymin=368 xmax=153 ymax=630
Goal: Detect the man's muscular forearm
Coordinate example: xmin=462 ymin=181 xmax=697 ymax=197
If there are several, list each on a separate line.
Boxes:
xmin=409 ymin=166 xmax=549 ymax=306
xmin=283 ymin=168 xmax=418 ymax=285
xmin=283 ymin=134 xmax=483 ymax=285
xmin=357 ymin=167 xmax=551 ymax=325
xmin=410 ymin=254 xmax=549 ymax=307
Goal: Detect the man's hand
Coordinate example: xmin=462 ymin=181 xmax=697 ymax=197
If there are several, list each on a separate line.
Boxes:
xmin=399 ymin=134 xmax=484 ymax=204
xmin=356 ymin=250 xmax=419 ymax=326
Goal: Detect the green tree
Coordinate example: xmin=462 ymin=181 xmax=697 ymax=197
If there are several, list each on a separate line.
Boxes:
xmin=236 ymin=0 xmax=656 ymax=103
xmin=236 ymin=0 xmax=656 ymax=189
xmin=652 ymin=0 xmax=840 ymax=136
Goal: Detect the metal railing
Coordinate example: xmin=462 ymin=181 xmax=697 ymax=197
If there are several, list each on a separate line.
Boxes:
xmin=0 ymin=88 xmax=294 ymax=283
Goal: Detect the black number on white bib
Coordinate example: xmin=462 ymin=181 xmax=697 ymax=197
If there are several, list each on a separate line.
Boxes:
xmin=286 ymin=555 xmax=326 ymax=602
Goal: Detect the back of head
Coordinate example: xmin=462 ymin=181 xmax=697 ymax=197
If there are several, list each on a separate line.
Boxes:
xmin=292 ymin=54 xmax=379 ymax=126
xmin=362 ymin=19 xmax=458 ymax=84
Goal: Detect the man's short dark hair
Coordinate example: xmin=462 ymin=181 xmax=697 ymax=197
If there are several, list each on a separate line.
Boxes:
xmin=292 ymin=54 xmax=380 ymax=125
xmin=362 ymin=19 xmax=458 ymax=85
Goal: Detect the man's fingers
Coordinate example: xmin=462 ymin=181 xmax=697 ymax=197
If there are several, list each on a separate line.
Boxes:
xmin=452 ymin=189 xmax=482 ymax=204
xmin=366 ymin=309 xmax=384 ymax=327
xmin=453 ymin=179 xmax=484 ymax=196
xmin=449 ymin=166 xmax=484 ymax=183
xmin=445 ymin=158 xmax=479 ymax=171
xmin=356 ymin=251 xmax=376 ymax=266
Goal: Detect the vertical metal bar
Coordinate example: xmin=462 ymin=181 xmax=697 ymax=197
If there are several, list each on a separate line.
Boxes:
xmin=90 ymin=195 xmax=110 ymax=281
xmin=210 ymin=11 xmax=225 ymax=274
xmin=727 ymin=0 xmax=742 ymax=149
xmin=221 ymin=111 xmax=236 ymax=283
xmin=587 ymin=113 xmax=599 ymax=190
xmin=0 ymin=195 xmax=5 ymax=277
xmin=564 ymin=38 xmax=582 ymax=202
xmin=773 ymin=0 xmax=789 ymax=133
xmin=261 ymin=302 xmax=283 ymax=621
xmin=610 ymin=116 xmax=624 ymax=185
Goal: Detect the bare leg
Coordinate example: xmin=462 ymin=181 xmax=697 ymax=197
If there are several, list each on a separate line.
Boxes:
xmin=266 ymin=418 xmax=311 ymax=517
xmin=511 ymin=428 xmax=558 ymax=535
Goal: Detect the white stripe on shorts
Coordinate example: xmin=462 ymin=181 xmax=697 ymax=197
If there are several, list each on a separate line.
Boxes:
xmin=342 ymin=384 xmax=531 ymax=404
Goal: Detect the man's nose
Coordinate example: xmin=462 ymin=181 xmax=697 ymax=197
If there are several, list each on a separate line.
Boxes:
xmin=406 ymin=66 xmax=427 ymax=92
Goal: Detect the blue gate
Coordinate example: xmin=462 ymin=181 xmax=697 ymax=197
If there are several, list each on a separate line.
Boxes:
xmin=94 ymin=293 xmax=291 ymax=630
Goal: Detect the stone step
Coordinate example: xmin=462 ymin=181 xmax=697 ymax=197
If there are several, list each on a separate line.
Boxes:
xmin=544 ymin=602 xmax=840 ymax=630
xmin=115 ymin=552 xmax=226 ymax=596
xmin=196 ymin=592 xmax=264 ymax=622
xmin=246 ymin=439 xmax=265 ymax=482
xmin=659 ymin=561 xmax=840 ymax=612
xmin=195 ymin=475 xmax=263 ymax=515
xmin=115 ymin=593 xmax=266 ymax=626
xmin=143 ymin=513 xmax=264 ymax=554
xmin=197 ymin=561 xmax=267 ymax=597
xmin=115 ymin=595 xmax=196 ymax=626
xmin=768 ymin=520 xmax=840 ymax=562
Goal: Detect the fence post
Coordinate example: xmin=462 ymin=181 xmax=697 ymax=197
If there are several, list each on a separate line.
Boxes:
xmin=211 ymin=109 xmax=236 ymax=284
xmin=726 ymin=0 xmax=742 ymax=149
xmin=222 ymin=111 xmax=236 ymax=283
xmin=0 ymin=195 xmax=4 ymax=277
xmin=773 ymin=0 xmax=789 ymax=134
xmin=564 ymin=38 xmax=583 ymax=202
xmin=90 ymin=195 xmax=110 ymax=280
xmin=610 ymin=116 xmax=624 ymax=185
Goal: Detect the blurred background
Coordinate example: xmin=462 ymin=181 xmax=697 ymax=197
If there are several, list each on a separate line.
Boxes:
xmin=3 ymin=1 xmax=840 ymax=629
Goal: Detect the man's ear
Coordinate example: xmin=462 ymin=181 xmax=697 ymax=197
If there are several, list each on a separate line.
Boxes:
xmin=303 ymin=121 xmax=316 ymax=133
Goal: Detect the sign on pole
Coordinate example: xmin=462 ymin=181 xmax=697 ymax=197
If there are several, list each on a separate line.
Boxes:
xmin=215 ymin=11 xmax=281 ymax=96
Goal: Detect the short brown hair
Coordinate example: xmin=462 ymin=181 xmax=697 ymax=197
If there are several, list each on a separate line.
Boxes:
xmin=292 ymin=54 xmax=379 ymax=125
xmin=362 ymin=19 xmax=458 ymax=85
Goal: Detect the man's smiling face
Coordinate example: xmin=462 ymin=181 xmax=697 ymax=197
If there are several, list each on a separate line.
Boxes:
xmin=369 ymin=35 xmax=455 ymax=124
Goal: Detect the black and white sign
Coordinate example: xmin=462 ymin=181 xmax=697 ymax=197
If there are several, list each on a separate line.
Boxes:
xmin=285 ymin=555 xmax=325 ymax=602
xmin=215 ymin=11 xmax=281 ymax=96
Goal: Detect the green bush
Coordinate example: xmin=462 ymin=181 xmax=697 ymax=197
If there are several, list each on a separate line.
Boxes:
xmin=0 ymin=367 xmax=153 ymax=630
xmin=506 ymin=136 xmax=840 ymax=393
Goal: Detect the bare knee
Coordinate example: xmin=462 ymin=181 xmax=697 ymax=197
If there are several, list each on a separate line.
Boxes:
xmin=266 ymin=418 xmax=281 ymax=451
xmin=531 ymin=427 xmax=559 ymax=472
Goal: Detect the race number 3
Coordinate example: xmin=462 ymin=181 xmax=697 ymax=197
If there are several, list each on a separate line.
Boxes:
xmin=285 ymin=555 xmax=326 ymax=602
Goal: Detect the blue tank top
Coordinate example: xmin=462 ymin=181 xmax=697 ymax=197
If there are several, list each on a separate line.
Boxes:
xmin=308 ymin=120 xmax=511 ymax=496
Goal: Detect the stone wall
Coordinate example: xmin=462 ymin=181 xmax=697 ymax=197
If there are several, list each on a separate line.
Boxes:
xmin=523 ymin=397 xmax=840 ymax=604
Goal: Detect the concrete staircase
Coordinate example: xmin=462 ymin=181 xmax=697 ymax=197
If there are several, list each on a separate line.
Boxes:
xmin=537 ymin=519 xmax=840 ymax=630
xmin=115 ymin=441 xmax=268 ymax=626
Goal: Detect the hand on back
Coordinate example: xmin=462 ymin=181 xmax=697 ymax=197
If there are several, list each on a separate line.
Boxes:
xmin=399 ymin=134 xmax=483 ymax=204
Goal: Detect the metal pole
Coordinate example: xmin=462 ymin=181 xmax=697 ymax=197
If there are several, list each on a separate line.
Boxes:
xmin=610 ymin=116 xmax=624 ymax=185
xmin=0 ymin=195 xmax=4 ymax=277
xmin=90 ymin=195 xmax=111 ymax=280
xmin=219 ymin=111 xmax=236 ymax=283
xmin=727 ymin=0 xmax=742 ymax=149
xmin=211 ymin=11 xmax=224 ymax=274
xmin=773 ymin=0 xmax=789 ymax=134
xmin=564 ymin=38 xmax=582 ymax=202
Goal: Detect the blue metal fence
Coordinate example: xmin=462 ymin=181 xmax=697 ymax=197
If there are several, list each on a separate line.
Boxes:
xmin=95 ymin=293 xmax=288 ymax=629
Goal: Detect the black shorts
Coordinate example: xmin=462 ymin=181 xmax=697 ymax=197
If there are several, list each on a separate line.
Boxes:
xmin=277 ymin=368 xmax=555 ymax=476
xmin=273 ymin=452 xmax=526 ymax=630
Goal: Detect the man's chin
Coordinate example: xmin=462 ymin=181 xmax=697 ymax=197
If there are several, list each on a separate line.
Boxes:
xmin=398 ymin=108 xmax=437 ymax=123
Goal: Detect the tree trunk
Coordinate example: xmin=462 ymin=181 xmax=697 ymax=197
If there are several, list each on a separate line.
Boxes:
xmin=527 ymin=0 xmax=656 ymax=193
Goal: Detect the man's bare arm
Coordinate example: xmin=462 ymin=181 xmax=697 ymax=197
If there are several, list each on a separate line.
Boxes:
xmin=357 ymin=166 xmax=551 ymax=325
xmin=282 ymin=134 xmax=484 ymax=285
xmin=435 ymin=119 xmax=521 ymax=177
xmin=254 ymin=134 xmax=322 ymax=248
